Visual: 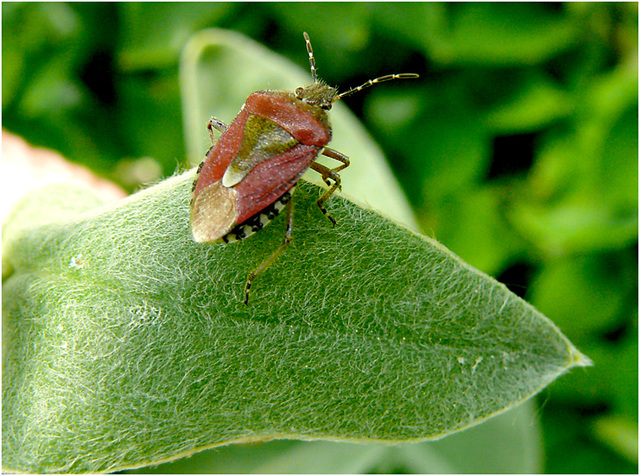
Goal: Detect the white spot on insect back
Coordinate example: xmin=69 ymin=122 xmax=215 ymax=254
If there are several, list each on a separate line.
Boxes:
xmin=222 ymin=168 xmax=244 ymax=188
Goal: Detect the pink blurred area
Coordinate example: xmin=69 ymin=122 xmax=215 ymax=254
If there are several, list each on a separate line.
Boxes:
xmin=2 ymin=130 xmax=127 ymax=224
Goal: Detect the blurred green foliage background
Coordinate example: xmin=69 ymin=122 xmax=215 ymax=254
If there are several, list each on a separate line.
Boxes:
xmin=3 ymin=2 xmax=637 ymax=473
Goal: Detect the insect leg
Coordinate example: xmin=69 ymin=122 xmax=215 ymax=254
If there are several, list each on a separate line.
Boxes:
xmin=193 ymin=118 xmax=230 ymax=195
xmin=244 ymin=195 xmax=295 ymax=305
xmin=207 ymin=117 xmax=228 ymax=144
xmin=309 ymin=162 xmax=342 ymax=227
xmin=321 ymin=147 xmax=350 ymax=173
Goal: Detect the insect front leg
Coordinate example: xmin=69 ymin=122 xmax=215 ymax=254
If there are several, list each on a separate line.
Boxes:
xmin=316 ymin=147 xmax=350 ymax=194
xmin=309 ymin=162 xmax=342 ymax=227
xmin=207 ymin=117 xmax=228 ymax=144
xmin=244 ymin=196 xmax=295 ymax=305
xmin=322 ymin=147 xmax=350 ymax=174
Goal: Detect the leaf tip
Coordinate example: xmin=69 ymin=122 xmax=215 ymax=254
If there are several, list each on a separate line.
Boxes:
xmin=570 ymin=348 xmax=593 ymax=368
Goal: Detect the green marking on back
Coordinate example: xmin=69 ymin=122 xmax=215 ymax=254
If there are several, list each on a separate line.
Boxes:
xmin=222 ymin=116 xmax=298 ymax=188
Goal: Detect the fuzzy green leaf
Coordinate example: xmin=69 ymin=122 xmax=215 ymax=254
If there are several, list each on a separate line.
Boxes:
xmin=2 ymin=170 xmax=589 ymax=473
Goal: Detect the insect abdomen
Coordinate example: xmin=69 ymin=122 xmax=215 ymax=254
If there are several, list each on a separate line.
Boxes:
xmin=222 ymin=187 xmax=294 ymax=243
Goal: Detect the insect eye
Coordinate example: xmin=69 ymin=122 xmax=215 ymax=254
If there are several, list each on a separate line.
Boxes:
xmin=295 ymin=87 xmax=303 ymax=97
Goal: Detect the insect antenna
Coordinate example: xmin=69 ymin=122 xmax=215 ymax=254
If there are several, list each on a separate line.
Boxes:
xmin=303 ymin=32 xmax=318 ymax=83
xmin=336 ymin=73 xmax=419 ymax=101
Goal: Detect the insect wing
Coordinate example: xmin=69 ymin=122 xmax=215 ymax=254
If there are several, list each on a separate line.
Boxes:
xmin=222 ymin=115 xmax=298 ymax=188
xmin=192 ymin=107 xmax=251 ymax=197
xmin=234 ymin=142 xmax=322 ymax=224
xmin=191 ymin=106 xmax=250 ymax=243
xmin=191 ymin=180 xmax=237 ymax=243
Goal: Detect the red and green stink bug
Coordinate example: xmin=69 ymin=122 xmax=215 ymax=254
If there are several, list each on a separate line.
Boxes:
xmin=191 ymin=32 xmax=418 ymax=304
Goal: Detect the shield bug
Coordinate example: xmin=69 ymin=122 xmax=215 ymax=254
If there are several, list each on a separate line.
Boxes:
xmin=191 ymin=32 xmax=418 ymax=304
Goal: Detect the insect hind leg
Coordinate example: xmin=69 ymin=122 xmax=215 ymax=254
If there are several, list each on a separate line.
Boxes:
xmin=192 ymin=117 xmax=230 ymax=198
xmin=322 ymin=147 xmax=350 ymax=173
